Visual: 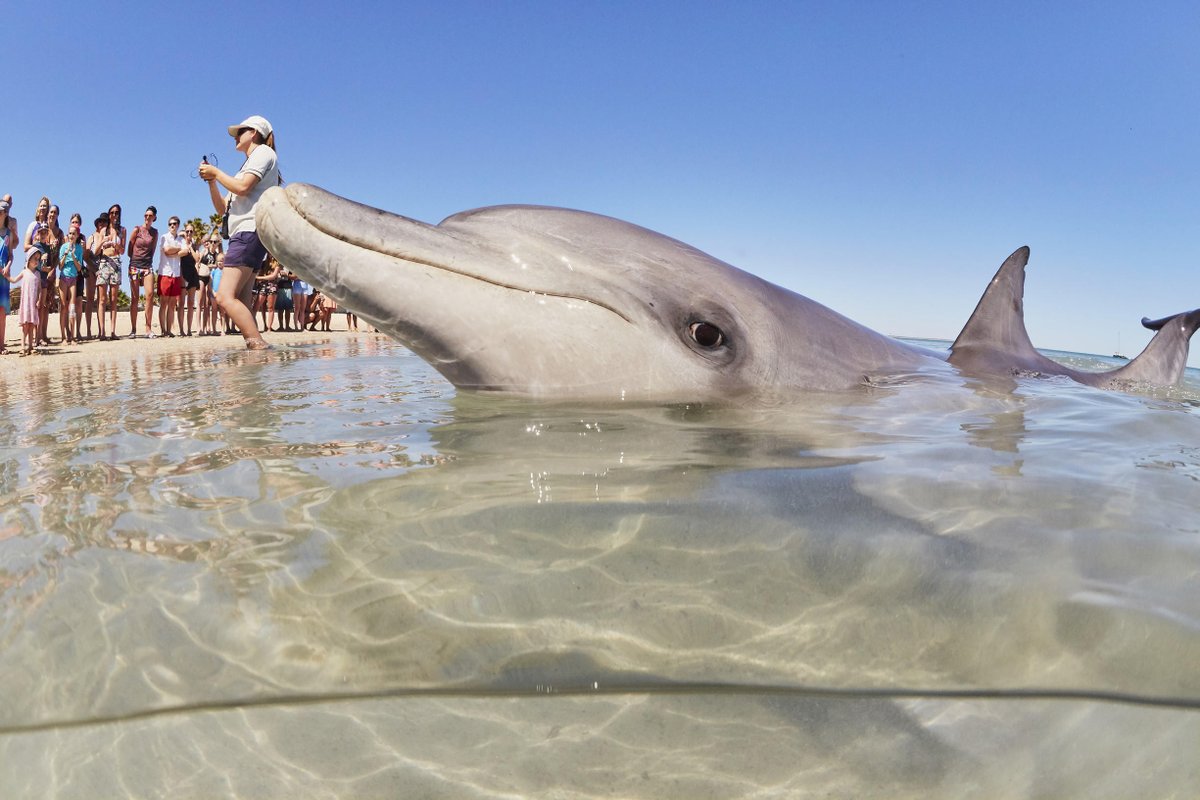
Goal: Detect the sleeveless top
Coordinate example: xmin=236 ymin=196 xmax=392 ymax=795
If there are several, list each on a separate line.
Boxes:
xmin=129 ymin=225 xmax=156 ymax=264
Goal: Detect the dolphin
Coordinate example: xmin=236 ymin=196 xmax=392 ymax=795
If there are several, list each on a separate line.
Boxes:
xmin=256 ymin=183 xmax=1200 ymax=400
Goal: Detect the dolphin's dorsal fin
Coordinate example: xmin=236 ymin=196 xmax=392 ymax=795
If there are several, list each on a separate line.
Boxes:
xmin=949 ymin=246 xmax=1047 ymax=370
xmin=1108 ymin=309 xmax=1200 ymax=385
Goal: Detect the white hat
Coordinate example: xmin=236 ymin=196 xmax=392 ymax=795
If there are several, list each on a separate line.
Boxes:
xmin=228 ymin=115 xmax=273 ymax=139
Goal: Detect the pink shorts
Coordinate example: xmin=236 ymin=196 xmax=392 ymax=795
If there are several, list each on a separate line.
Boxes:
xmin=158 ymin=275 xmax=182 ymax=297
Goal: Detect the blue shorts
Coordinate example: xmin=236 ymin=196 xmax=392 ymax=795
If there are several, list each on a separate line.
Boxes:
xmin=225 ymin=230 xmax=269 ymax=270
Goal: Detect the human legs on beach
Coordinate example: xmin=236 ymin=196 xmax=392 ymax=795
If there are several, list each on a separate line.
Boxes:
xmin=254 ymin=285 xmax=268 ymax=331
xmin=96 ymin=257 xmax=120 ymax=339
xmin=293 ymin=288 xmax=308 ymax=335
xmin=128 ymin=268 xmax=142 ymax=336
xmin=216 ymin=265 xmax=266 ymax=348
xmin=198 ymin=278 xmax=211 ymax=334
xmin=58 ymin=277 xmax=77 ymax=343
xmin=97 ymin=287 xmax=107 ymax=339
xmin=81 ymin=273 xmax=95 ymax=339
xmin=37 ymin=273 xmax=55 ymax=344
xmin=101 ymin=284 xmax=120 ymax=339
xmin=158 ymin=276 xmax=181 ymax=336
xmin=217 ymin=231 xmax=270 ymax=348
xmin=182 ymin=284 xmax=196 ymax=335
xmin=143 ymin=271 xmax=156 ymax=336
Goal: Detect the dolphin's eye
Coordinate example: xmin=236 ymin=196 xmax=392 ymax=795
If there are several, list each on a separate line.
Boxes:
xmin=689 ymin=321 xmax=725 ymax=349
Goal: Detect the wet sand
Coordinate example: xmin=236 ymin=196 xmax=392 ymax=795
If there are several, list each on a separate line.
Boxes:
xmin=0 ymin=310 xmax=374 ymax=373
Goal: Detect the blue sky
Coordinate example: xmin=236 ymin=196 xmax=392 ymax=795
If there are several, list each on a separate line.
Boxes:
xmin=7 ymin=1 xmax=1198 ymax=364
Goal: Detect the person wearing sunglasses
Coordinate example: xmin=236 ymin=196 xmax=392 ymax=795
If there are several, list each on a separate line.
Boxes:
xmin=155 ymin=216 xmax=185 ymax=337
xmin=127 ymin=206 xmax=159 ymax=338
xmin=198 ymin=114 xmax=280 ymax=350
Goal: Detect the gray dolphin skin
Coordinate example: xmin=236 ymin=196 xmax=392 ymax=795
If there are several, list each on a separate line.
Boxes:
xmin=257 ymin=184 xmax=1200 ymax=400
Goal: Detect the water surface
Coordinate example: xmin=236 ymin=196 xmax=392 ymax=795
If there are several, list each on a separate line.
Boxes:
xmin=1 ymin=337 xmax=1197 ymax=798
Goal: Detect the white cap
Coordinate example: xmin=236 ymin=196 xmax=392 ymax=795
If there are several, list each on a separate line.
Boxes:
xmin=228 ymin=115 xmax=273 ymax=140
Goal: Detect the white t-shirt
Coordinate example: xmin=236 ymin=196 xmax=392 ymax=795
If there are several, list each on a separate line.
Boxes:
xmin=158 ymin=230 xmax=183 ymax=277
xmin=228 ymin=144 xmax=280 ymax=236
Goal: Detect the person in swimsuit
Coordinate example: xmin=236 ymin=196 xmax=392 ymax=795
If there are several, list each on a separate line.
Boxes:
xmin=0 ymin=200 xmax=12 ymax=352
xmin=253 ymin=255 xmax=280 ymax=333
xmin=57 ymin=226 xmax=85 ymax=344
xmin=126 ymin=206 xmax=158 ymax=337
xmin=75 ymin=212 xmax=98 ymax=339
xmin=38 ymin=205 xmax=64 ymax=346
xmin=197 ymin=234 xmax=220 ymax=335
xmin=22 ymin=196 xmax=49 ymax=253
xmin=291 ymin=271 xmax=311 ymax=337
xmin=275 ymin=268 xmax=294 ymax=331
xmin=178 ymin=223 xmax=200 ymax=336
xmin=68 ymin=212 xmax=91 ymax=340
xmin=94 ymin=205 xmax=125 ymax=340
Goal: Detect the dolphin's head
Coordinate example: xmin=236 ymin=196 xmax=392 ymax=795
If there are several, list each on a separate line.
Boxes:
xmin=258 ymin=184 xmax=924 ymax=400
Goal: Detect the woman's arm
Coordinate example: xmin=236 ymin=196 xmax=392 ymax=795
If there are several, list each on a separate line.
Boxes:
xmin=201 ymin=164 xmax=260 ymax=210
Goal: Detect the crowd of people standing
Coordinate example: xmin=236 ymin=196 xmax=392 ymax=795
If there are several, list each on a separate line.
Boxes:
xmin=0 ymin=194 xmax=348 ymax=357
xmin=0 ymin=114 xmax=355 ymax=357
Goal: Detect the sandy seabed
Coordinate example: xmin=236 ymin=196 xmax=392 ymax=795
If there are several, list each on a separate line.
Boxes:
xmin=0 ymin=310 xmax=373 ymax=374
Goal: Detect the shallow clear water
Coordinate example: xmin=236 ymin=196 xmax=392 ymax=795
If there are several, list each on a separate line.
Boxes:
xmin=1 ymin=337 xmax=1198 ymax=798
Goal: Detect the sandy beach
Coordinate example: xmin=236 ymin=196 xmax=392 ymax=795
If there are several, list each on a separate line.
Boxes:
xmin=0 ymin=310 xmax=375 ymax=373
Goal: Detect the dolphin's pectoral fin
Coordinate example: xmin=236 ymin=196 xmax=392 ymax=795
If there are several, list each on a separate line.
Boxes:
xmin=947 ymin=247 xmax=1058 ymax=376
xmin=1111 ymin=309 xmax=1200 ymax=386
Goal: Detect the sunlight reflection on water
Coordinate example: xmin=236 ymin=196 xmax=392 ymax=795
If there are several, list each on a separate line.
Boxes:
xmin=0 ymin=337 xmax=1197 ymax=798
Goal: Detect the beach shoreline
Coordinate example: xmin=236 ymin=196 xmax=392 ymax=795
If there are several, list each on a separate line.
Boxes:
xmin=0 ymin=310 xmax=375 ymax=373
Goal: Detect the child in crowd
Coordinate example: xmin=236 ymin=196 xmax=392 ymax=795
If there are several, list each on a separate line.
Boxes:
xmin=58 ymin=227 xmax=85 ymax=344
xmin=307 ymin=290 xmax=336 ymax=331
xmin=13 ymin=248 xmax=43 ymax=355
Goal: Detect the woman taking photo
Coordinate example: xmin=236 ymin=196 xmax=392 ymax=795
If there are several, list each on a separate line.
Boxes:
xmin=198 ymin=114 xmax=280 ymax=350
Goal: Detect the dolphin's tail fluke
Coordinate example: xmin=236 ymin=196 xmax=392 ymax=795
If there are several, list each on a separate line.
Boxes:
xmin=1107 ymin=309 xmax=1200 ymax=386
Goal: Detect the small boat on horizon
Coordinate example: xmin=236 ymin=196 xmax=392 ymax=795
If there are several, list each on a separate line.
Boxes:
xmin=1112 ymin=332 xmax=1127 ymax=360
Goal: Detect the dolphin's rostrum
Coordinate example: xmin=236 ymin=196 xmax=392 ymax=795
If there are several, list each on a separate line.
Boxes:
xmin=257 ymin=183 xmax=1199 ymax=400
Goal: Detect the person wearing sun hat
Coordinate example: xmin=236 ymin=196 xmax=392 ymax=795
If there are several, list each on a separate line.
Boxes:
xmin=197 ymin=114 xmax=280 ymax=350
